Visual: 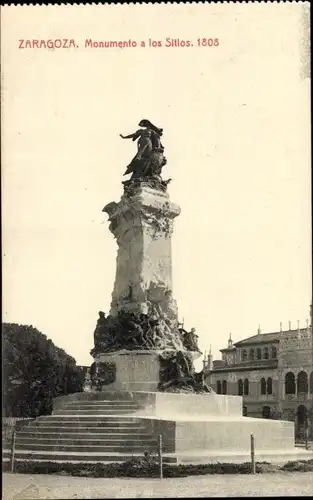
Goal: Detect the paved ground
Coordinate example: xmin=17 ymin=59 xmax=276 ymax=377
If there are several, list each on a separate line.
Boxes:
xmin=3 ymin=472 xmax=313 ymax=499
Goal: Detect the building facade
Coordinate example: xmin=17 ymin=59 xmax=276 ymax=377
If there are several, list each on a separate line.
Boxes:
xmin=204 ymin=310 xmax=313 ymax=437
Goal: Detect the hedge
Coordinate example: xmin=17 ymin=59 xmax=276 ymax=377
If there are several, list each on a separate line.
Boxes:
xmin=3 ymin=458 xmax=313 ymax=477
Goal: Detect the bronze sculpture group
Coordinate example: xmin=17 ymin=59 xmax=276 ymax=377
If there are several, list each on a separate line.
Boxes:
xmin=90 ymin=309 xmax=212 ymax=393
xmin=92 ymin=310 xmax=200 ymax=355
xmin=120 ymin=119 xmax=171 ymax=192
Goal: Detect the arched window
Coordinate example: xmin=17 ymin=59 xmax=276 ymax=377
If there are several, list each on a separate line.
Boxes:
xmin=242 ymin=349 xmax=247 ymax=361
xmin=297 ymin=405 xmax=308 ymax=426
xmin=310 ymin=372 xmax=313 ymax=394
xmin=244 ymin=378 xmax=249 ymax=395
xmin=271 ymin=346 xmax=277 ymax=359
xmin=238 ymin=379 xmax=243 ymax=395
xmin=216 ymin=380 xmax=222 ymax=394
xmin=285 ymin=372 xmax=296 ymax=394
xmin=256 ymin=348 xmax=262 ymax=360
xmin=249 ymin=348 xmax=255 ymax=360
xmin=263 ymin=347 xmax=269 ymax=360
xmin=297 ymin=371 xmax=308 ymax=393
xmin=262 ymin=406 xmax=271 ymax=419
xmin=267 ymin=377 xmax=273 ymax=395
xmin=260 ymin=377 xmax=266 ymax=395
xmin=222 ymin=380 xmax=227 ymax=395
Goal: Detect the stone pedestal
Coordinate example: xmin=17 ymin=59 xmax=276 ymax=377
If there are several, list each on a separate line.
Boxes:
xmin=95 ymin=349 xmax=202 ymax=392
xmin=96 ymin=350 xmax=162 ymax=392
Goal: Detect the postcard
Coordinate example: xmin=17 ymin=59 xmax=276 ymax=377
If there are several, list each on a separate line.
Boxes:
xmin=2 ymin=3 xmax=312 ymax=498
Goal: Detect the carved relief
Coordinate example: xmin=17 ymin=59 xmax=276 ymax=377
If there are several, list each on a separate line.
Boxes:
xmin=90 ymin=308 xmax=187 ymax=356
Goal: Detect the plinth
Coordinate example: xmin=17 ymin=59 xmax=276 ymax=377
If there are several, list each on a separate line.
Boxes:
xmin=96 ymin=350 xmax=166 ymax=392
xmin=94 ymin=349 xmax=202 ymax=392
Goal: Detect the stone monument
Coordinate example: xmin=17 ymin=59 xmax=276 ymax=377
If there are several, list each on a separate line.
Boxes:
xmin=9 ymin=121 xmax=312 ymax=466
xmin=91 ymin=119 xmax=205 ymax=393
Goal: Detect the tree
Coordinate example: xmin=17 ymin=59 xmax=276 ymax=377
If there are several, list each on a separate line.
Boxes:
xmin=2 ymin=323 xmax=84 ymax=417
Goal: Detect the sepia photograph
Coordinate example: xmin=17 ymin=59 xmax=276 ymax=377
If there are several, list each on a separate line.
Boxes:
xmin=1 ymin=2 xmax=312 ymax=498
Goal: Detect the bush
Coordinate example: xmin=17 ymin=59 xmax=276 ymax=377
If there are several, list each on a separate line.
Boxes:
xmin=3 ymin=323 xmax=84 ymax=418
xmin=281 ymin=460 xmax=313 ymax=472
xmin=4 ymin=459 xmax=313 ymax=477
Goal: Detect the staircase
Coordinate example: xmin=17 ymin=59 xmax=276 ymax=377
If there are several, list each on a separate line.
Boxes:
xmin=3 ymin=398 xmax=169 ymax=464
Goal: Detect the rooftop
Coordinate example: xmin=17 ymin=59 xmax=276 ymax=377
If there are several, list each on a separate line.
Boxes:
xmin=233 ymin=328 xmax=309 ymax=347
xmin=210 ymin=358 xmax=278 ymax=373
xmin=234 ymin=332 xmax=279 ymax=346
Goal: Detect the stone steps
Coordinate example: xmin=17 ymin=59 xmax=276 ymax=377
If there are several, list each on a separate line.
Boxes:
xmin=37 ymin=414 xmax=141 ymax=418
xmin=51 ymin=399 xmax=141 ymax=417
xmin=4 ymin=397 xmax=156 ymax=465
xmin=2 ymin=450 xmax=177 ymax=464
xmin=15 ymin=439 xmax=155 ymax=447
xmin=36 ymin=416 xmax=143 ymax=423
xmin=63 ymin=401 xmax=139 ymax=407
xmin=15 ymin=431 xmax=149 ymax=439
xmin=64 ymin=399 xmax=136 ymax=404
xmin=53 ymin=401 xmax=140 ymax=412
xmin=60 ymin=406 xmax=139 ymax=412
xmin=10 ymin=443 xmax=157 ymax=453
xmin=52 ymin=409 xmax=139 ymax=415
xmin=19 ymin=425 xmax=144 ymax=433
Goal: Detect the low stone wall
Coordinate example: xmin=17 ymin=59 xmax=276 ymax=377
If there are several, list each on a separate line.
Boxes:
xmin=175 ymin=417 xmax=295 ymax=453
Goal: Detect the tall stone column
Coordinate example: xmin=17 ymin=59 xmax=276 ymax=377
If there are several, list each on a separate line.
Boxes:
xmin=104 ymin=185 xmax=180 ymax=324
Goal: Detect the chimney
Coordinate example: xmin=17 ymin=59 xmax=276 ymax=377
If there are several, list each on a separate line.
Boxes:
xmin=257 ymin=324 xmax=261 ymax=335
xmin=289 ymin=321 xmax=291 ymax=331
xmin=280 ymin=322 xmax=283 ymax=332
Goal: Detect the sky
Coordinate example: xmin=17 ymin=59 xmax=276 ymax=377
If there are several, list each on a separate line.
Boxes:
xmin=2 ymin=3 xmax=311 ymax=370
